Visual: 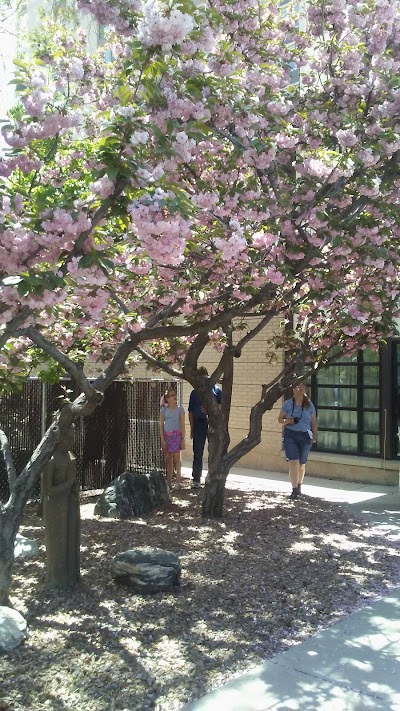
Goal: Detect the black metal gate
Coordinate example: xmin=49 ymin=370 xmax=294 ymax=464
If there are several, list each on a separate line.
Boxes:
xmin=0 ymin=378 xmax=179 ymax=501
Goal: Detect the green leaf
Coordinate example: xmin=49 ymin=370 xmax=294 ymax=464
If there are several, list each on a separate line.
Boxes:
xmin=97 ymin=256 xmax=115 ymax=270
xmin=106 ymin=166 xmax=120 ymax=180
xmin=13 ymin=58 xmax=29 ymax=70
xmin=17 ymin=280 xmax=31 ymax=297
xmin=115 ymin=85 xmax=132 ymax=106
xmin=78 ymin=254 xmax=95 ymax=268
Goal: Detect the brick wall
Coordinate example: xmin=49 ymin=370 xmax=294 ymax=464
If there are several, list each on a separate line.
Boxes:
xmin=119 ymin=317 xmax=285 ymax=471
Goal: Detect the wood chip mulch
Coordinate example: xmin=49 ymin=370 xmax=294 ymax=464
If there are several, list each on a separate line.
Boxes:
xmin=1 ymin=478 xmax=399 ymax=710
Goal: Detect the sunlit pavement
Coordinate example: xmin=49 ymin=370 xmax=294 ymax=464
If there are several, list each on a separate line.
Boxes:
xmin=182 ymin=464 xmax=400 ymax=711
xmin=181 ymin=461 xmax=398 ymax=502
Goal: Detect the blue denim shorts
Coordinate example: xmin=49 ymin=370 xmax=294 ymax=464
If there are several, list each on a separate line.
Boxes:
xmin=283 ymin=430 xmax=312 ymax=464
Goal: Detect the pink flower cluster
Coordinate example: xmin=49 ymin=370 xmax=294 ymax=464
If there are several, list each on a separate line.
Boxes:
xmin=89 ymin=176 xmax=115 ymax=200
xmin=139 ymin=1 xmax=195 ymax=51
xmin=128 ymin=197 xmax=192 ymax=265
xmin=0 ymin=0 xmax=399 ymax=382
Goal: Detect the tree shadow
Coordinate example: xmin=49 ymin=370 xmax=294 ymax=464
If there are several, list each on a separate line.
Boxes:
xmin=192 ymin=593 xmax=400 ymax=710
xmin=3 ymin=485 xmax=399 ymax=710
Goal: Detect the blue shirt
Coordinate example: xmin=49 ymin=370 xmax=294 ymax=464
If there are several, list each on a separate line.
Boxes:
xmin=282 ymin=398 xmax=316 ymax=433
xmin=160 ymin=405 xmax=184 ymax=433
xmin=188 ymin=386 xmax=222 ymax=420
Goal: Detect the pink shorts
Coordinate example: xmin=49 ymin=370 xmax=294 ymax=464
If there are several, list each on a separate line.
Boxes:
xmin=164 ymin=430 xmax=182 ymax=453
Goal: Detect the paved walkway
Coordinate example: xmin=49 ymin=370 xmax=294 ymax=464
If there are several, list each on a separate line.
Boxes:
xmin=181 ymin=465 xmax=400 ymax=711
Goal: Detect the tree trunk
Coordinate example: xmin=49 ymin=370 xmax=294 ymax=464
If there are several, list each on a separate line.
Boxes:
xmin=202 ymin=454 xmax=230 ymax=518
xmin=0 ymin=393 xmax=102 ymax=604
xmin=0 ymin=517 xmax=17 ymax=607
xmin=201 ymin=379 xmax=290 ymax=518
xmin=202 ymin=414 xmax=230 ymax=518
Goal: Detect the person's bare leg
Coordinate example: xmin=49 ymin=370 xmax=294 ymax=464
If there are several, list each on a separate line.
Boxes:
xmin=298 ymin=463 xmax=306 ymax=486
xmin=288 ymin=460 xmax=299 ymax=488
xmin=166 ymin=454 xmax=174 ymax=487
xmin=173 ymin=453 xmax=181 ymax=487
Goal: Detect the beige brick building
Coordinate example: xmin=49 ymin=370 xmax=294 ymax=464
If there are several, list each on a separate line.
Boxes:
xmin=128 ymin=318 xmax=400 ymax=487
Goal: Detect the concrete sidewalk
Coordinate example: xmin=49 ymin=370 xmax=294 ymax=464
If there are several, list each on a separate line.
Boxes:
xmin=182 ymin=466 xmax=400 ymax=711
xmin=184 ymin=591 xmax=400 ymax=710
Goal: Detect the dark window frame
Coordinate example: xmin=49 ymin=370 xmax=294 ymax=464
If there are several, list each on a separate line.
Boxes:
xmin=310 ymin=350 xmax=381 ymax=457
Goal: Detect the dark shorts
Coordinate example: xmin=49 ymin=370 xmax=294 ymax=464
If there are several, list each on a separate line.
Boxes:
xmin=283 ymin=429 xmax=312 ymax=464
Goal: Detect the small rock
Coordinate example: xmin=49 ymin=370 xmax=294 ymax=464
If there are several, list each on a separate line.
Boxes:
xmin=14 ymin=534 xmax=39 ymax=558
xmin=112 ymin=547 xmax=181 ymax=592
xmin=0 ymin=607 xmax=28 ymax=653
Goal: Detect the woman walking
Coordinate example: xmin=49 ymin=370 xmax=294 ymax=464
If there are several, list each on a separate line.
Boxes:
xmin=160 ymin=388 xmax=185 ymax=490
xmin=278 ymin=381 xmax=318 ymax=500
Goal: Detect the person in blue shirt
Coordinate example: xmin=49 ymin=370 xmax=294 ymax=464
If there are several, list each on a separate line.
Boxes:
xmin=278 ymin=381 xmax=318 ymax=500
xmin=188 ymin=367 xmax=222 ymax=489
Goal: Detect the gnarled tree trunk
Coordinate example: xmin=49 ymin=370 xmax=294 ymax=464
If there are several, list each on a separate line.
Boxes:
xmin=0 ymin=519 xmax=18 ymax=606
xmin=202 ymin=415 xmax=230 ymax=518
xmin=0 ymin=388 xmax=103 ymax=605
xmin=202 ymin=380 xmax=288 ymax=518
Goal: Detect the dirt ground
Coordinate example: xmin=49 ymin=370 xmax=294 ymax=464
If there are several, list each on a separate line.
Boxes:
xmin=1 ymin=476 xmax=399 ymax=711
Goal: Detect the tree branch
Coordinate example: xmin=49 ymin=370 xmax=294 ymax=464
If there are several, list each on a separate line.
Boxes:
xmin=93 ymin=337 xmax=137 ymax=390
xmin=234 ymin=312 xmax=276 ymax=355
xmin=224 ymin=349 xmax=311 ymax=469
xmin=134 ymin=346 xmax=183 ymax=379
xmin=183 ymin=331 xmax=215 ymax=380
xmin=107 ymin=288 xmax=187 ymax=329
xmin=0 ymin=306 xmax=32 ymax=350
xmin=58 ymin=178 xmax=129 ymax=274
xmin=22 ymin=326 xmax=98 ymax=398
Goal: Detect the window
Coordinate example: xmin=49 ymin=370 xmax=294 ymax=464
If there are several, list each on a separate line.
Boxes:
xmin=310 ymin=349 xmax=381 ymax=456
xmin=390 ymin=341 xmax=400 ymax=459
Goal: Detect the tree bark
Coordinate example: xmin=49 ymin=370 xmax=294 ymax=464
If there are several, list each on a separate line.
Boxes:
xmin=0 ymin=516 xmax=19 ymax=606
xmin=0 ymin=390 xmax=103 ymax=604
xmin=202 ymin=412 xmax=230 ymax=518
xmin=201 ymin=378 xmax=293 ymax=518
xmin=202 ymin=454 xmax=230 ymax=518
xmin=42 ymin=435 xmax=81 ymax=590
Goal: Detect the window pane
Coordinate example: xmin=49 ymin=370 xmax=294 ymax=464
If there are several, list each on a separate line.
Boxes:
xmin=362 ymin=435 xmax=380 ymax=455
xmin=363 ymin=366 xmax=379 ymax=386
xmin=340 ymin=352 xmax=358 ymax=363
xmin=318 ymin=410 xmax=357 ymax=429
xmin=317 ymin=365 xmax=358 ymax=386
xmin=364 ymin=389 xmax=380 ymax=408
xmin=337 ymin=410 xmax=357 ymax=429
xmin=317 ymin=431 xmax=358 ymax=452
xmin=317 ymin=431 xmax=339 ymax=449
xmin=340 ymin=432 xmax=358 ymax=451
xmin=363 ymin=412 xmax=380 ymax=432
xmin=317 ymin=410 xmax=340 ymax=428
xmin=362 ymin=349 xmax=379 ymax=362
xmin=317 ymin=387 xmax=357 ymax=408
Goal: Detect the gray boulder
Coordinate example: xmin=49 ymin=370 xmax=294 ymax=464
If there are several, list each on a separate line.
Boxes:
xmin=94 ymin=469 xmax=170 ymax=519
xmin=0 ymin=607 xmax=28 ymax=653
xmin=112 ymin=547 xmax=181 ymax=592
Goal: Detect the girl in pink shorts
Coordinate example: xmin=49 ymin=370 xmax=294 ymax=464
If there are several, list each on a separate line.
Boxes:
xmin=160 ymin=388 xmax=185 ymax=490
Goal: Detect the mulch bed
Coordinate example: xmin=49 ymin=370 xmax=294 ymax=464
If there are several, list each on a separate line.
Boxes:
xmin=1 ymin=478 xmax=399 ymax=710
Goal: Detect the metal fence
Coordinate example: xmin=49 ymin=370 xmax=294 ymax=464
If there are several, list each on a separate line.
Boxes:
xmin=0 ymin=378 xmax=180 ymax=502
